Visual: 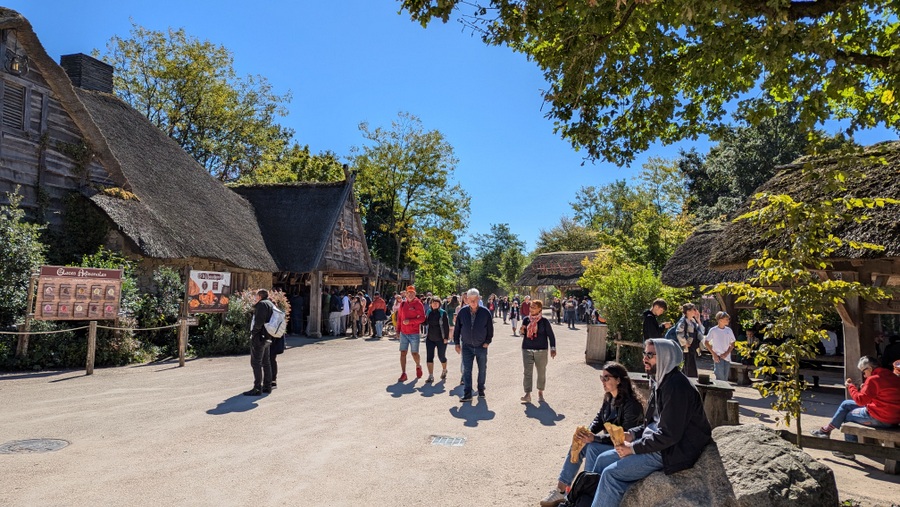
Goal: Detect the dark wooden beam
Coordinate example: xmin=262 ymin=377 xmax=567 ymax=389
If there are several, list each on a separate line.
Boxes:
xmin=777 ymin=430 xmax=900 ymax=462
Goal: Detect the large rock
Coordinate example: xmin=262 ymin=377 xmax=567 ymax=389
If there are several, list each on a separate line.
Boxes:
xmin=618 ymin=424 xmax=838 ymax=507
xmin=620 ymin=443 xmax=738 ymax=507
xmin=714 ymin=424 xmax=839 ymax=507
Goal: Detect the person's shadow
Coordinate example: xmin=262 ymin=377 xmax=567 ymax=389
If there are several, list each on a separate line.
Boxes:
xmin=206 ymin=393 xmax=266 ymax=415
xmin=418 ymin=379 xmax=447 ymax=398
xmin=386 ymin=380 xmax=419 ymax=398
xmin=449 ymin=397 xmax=496 ymax=427
xmin=524 ymin=400 xmax=566 ymax=426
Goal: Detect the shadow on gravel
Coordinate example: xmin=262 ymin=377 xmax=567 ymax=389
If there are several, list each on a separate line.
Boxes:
xmin=386 ymin=380 xmax=419 ymax=398
xmin=418 ymin=380 xmax=446 ymax=397
xmin=0 ymin=370 xmax=81 ymax=381
xmin=207 ymin=393 xmax=266 ymax=415
xmin=449 ymin=398 xmax=495 ymax=427
xmin=524 ymin=401 xmax=565 ymax=426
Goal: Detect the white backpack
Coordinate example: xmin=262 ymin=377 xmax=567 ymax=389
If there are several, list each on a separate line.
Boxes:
xmin=265 ymin=305 xmax=287 ymax=338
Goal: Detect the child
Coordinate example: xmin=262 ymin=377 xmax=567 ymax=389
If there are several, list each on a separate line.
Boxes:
xmin=704 ymin=311 xmax=736 ymax=381
xmin=509 ymin=301 xmax=521 ymax=336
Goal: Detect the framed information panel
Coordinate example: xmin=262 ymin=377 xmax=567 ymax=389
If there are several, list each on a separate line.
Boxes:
xmin=34 ymin=266 xmax=123 ymax=321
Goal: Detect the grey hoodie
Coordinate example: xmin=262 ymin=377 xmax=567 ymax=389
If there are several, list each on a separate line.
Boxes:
xmin=650 ymin=338 xmax=683 ymax=386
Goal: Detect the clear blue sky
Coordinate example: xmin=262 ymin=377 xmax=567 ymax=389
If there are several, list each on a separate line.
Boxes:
xmin=12 ymin=1 xmax=897 ymax=251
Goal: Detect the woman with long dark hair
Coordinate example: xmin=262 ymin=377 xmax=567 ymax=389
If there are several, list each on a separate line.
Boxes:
xmin=538 ymin=362 xmax=645 ymax=507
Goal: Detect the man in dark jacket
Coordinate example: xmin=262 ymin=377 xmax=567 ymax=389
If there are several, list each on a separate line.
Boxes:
xmin=453 ymin=288 xmax=494 ymax=402
xmin=588 ymin=338 xmax=712 ymax=507
xmin=642 ymin=298 xmax=671 ymax=340
xmin=245 ymin=289 xmax=275 ymax=396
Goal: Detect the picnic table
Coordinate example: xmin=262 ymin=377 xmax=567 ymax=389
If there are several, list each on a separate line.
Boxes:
xmin=627 ymin=371 xmax=737 ymax=428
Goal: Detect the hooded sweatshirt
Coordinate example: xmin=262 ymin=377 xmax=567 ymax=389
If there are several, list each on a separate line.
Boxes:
xmin=629 ymin=338 xmax=712 ymax=474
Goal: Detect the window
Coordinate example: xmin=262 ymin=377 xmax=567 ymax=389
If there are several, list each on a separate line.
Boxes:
xmin=2 ymin=79 xmax=25 ymax=130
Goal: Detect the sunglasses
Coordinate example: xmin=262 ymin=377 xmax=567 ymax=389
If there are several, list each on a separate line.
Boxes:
xmin=642 ymin=352 xmax=656 ymax=358
xmin=600 ymin=374 xmax=616 ymax=382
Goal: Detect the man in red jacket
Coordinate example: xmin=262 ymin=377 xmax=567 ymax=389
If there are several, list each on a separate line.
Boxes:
xmin=812 ymin=355 xmax=900 ymax=459
xmin=396 ymin=285 xmax=427 ymax=382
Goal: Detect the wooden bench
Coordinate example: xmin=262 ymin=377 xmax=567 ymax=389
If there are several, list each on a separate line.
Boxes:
xmin=840 ymin=422 xmax=900 ymax=474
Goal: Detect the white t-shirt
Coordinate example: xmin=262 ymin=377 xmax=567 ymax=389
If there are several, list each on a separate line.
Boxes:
xmin=705 ymin=326 xmax=736 ymax=360
xmin=821 ymin=331 xmax=838 ymax=355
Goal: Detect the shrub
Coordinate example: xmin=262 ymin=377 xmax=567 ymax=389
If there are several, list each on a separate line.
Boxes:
xmin=189 ymin=288 xmax=290 ymax=357
xmin=132 ymin=267 xmax=183 ymax=356
xmin=0 ymin=189 xmax=46 ymax=327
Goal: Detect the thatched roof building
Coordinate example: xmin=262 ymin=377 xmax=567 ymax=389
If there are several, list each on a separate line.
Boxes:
xmin=517 ymin=250 xmax=600 ymax=288
xmin=0 ymin=7 xmax=277 ymax=276
xmin=231 ymin=179 xmax=372 ymax=277
xmin=709 ymin=141 xmax=900 ymax=270
xmin=660 ymin=223 xmax=751 ymax=288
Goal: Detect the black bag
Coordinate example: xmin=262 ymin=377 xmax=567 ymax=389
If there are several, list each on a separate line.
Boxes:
xmin=563 ymin=471 xmax=601 ymax=507
xmin=271 ymin=336 xmax=285 ymax=355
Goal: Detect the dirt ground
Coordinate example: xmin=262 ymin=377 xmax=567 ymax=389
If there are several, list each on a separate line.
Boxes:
xmin=1 ymin=313 xmax=898 ymax=506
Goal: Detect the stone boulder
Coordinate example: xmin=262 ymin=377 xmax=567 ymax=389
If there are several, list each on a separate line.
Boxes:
xmin=619 ymin=424 xmax=838 ymax=507
xmin=620 ymin=443 xmax=738 ymax=507
xmin=714 ymin=424 xmax=839 ymax=507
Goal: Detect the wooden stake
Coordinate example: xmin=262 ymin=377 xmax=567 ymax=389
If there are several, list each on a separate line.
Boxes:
xmin=16 ymin=274 xmax=37 ymax=357
xmin=178 ymin=319 xmax=188 ymax=367
xmin=86 ymin=320 xmax=97 ymax=375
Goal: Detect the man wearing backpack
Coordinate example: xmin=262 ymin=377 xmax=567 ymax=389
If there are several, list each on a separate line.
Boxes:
xmin=245 ymin=289 xmax=275 ymax=396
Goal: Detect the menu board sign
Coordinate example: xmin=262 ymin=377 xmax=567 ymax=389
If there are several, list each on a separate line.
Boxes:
xmin=187 ymin=270 xmax=231 ymax=313
xmin=34 ymin=266 xmax=123 ymax=321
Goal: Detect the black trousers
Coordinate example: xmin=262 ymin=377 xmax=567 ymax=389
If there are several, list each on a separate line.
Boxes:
xmin=250 ymin=336 xmax=272 ymax=389
xmin=269 ymin=351 xmax=279 ymax=382
xmin=426 ymin=339 xmax=448 ymax=364
xmin=683 ymin=338 xmax=700 ymax=378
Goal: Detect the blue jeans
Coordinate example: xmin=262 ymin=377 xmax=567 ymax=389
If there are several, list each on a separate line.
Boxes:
xmin=374 ymin=320 xmax=384 ymax=337
xmin=713 ymin=359 xmax=730 ymax=381
xmin=590 ymin=449 xmax=663 ymax=507
xmin=830 ymin=400 xmax=894 ymax=442
xmin=461 ymin=345 xmax=488 ymax=396
xmin=559 ymin=442 xmax=613 ymax=486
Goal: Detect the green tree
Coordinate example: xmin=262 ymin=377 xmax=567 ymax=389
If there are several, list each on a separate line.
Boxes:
xmin=0 ymin=189 xmax=46 ymax=327
xmin=97 ymin=22 xmax=292 ymax=181
xmin=709 ymin=164 xmax=895 ymax=444
xmin=402 ymin=1 xmax=900 ymax=164
xmin=534 ymin=216 xmax=602 ymax=255
xmin=240 ymin=144 xmax=345 ymax=184
xmin=409 ymin=234 xmax=456 ymax=296
xmin=491 ymin=246 xmax=527 ymax=295
xmin=470 ymin=223 xmax=525 ymax=295
xmin=352 ymin=112 xmax=470 ymax=275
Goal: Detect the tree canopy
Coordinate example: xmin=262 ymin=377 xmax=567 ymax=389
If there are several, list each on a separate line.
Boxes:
xmin=401 ymin=0 xmax=900 ymax=164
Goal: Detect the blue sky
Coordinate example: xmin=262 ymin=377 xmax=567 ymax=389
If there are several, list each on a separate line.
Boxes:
xmin=12 ymin=1 xmax=897 ymax=251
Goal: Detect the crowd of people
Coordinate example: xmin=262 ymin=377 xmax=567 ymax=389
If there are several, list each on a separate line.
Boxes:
xmin=241 ymin=289 xmax=900 ymax=507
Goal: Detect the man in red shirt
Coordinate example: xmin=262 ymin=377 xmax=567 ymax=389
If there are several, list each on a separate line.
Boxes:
xmin=812 ymin=355 xmax=900 ymax=459
xmin=396 ymin=285 xmax=427 ymax=382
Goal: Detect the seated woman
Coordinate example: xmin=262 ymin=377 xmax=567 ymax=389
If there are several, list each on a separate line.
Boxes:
xmin=812 ymin=356 xmax=900 ymax=459
xmin=539 ymin=362 xmax=644 ymax=507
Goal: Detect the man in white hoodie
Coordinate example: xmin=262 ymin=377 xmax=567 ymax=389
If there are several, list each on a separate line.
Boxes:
xmin=588 ymin=338 xmax=712 ymax=507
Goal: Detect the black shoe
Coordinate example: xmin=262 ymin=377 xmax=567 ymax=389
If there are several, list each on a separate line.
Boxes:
xmin=261 ymin=386 xmax=272 ymax=393
xmin=271 ymin=381 xmax=277 ymax=388
xmin=478 ymin=390 xmax=485 ymax=398
xmin=460 ymin=394 xmax=473 ymax=402
xmin=243 ymin=388 xmax=262 ymax=396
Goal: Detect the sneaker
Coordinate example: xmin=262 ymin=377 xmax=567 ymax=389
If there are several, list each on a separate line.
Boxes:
xmin=243 ymin=388 xmax=262 ymax=396
xmin=398 ymin=372 xmax=408 ymax=382
xmin=810 ymin=428 xmax=830 ymax=438
xmin=538 ymin=392 xmax=545 ymax=403
xmin=416 ymin=365 xmax=423 ymax=379
xmin=520 ymin=394 xmax=531 ymax=404
xmin=440 ymin=369 xmax=447 ymax=380
xmin=271 ymin=381 xmax=277 ymax=388
xmin=478 ymin=390 xmax=485 ymax=398
xmin=460 ymin=394 xmax=473 ymax=402
xmin=425 ymin=375 xmax=434 ymax=383
xmin=261 ymin=386 xmax=272 ymax=394
xmin=832 ymin=450 xmax=856 ymax=460
xmin=540 ymin=489 xmax=566 ymax=507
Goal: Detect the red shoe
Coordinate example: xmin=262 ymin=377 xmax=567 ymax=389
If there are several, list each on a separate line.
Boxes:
xmin=398 ymin=372 xmax=408 ymax=382
xmin=415 ymin=365 xmax=423 ymax=379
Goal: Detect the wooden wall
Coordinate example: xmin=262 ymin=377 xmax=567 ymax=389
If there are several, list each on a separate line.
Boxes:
xmin=322 ymin=198 xmax=370 ymax=274
xmin=0 ymin=29 xmax=114 ymax=226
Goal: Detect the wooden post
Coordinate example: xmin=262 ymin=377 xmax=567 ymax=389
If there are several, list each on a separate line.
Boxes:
xmin=86 ymin=320 xmax=97 ymax=375
xmin=178 ymin=318 xmax=188 ymax=367
xmin=15 ymin=274 xmax=37 ymax=357
xmin=308 ymin=270 xmax=323 ymax=338
xmin=726 ymin=400 xmax=740 ymax=426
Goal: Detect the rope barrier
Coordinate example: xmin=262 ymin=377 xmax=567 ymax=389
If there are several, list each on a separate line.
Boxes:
xmin=0 ymin=326 xmax=90 ymax=335
xmin=0 ymin=323 xmax=180 ymax=335
xmin=96 ymin=324 xmax=180 ymax=332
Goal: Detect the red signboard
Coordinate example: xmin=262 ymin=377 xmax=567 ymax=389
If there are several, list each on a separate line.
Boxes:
xmin=34 ymin=266 xmax=123 ymax=321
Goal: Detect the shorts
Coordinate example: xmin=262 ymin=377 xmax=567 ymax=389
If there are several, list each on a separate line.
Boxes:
xmin=399 ymin=333 xmax=421 ymax=353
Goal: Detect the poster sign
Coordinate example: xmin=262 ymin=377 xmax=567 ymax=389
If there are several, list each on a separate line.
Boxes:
xmin=34 ymin=266 xmax=123 ymax=321
xmin=187 ymin=270 xmax=231 ymax=313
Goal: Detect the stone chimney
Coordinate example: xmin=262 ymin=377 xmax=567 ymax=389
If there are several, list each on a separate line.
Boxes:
xmin=59 ymin=53 xmax=113 ymax=93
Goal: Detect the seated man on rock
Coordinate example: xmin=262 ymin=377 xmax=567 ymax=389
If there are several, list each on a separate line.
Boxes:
xmin=588 ymin=338 xmax=712 ymax=507
xmin=812 ymin=355 xmax=900 ymax=459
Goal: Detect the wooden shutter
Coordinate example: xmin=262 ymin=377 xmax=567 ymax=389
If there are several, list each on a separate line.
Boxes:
xmin=2 ymin=81 xmax=25 ymax=130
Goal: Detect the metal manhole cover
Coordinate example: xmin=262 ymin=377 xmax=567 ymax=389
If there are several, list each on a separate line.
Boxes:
xmin=0 ymin=439 xmax=70 ymax=454
xmin=430 ymin=435 xmax=465 ymax=447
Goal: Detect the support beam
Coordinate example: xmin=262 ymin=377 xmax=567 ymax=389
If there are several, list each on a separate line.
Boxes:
xmin=308 ymin=270 xmax=323 ymax=338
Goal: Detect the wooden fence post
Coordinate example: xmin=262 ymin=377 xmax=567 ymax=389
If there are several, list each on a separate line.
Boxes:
xmin=16 ymin=275 xmax=37 ymax=357
xmin=178 ymin=319 xmax=188 ymax=367
xmin=86 ymin=321 xmax=97 ymax=375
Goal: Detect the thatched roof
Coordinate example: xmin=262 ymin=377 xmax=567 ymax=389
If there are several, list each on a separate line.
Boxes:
xmin=80 ymin=90 xmax=278 ymax=272
xmin=709 ymin=141 xmax=900 ymax=269
xmin=2 ymin=8 xmax=277 ymax=272
xmin=660 ymin=223 xmax=751 ymax=288
xmin=517 ymin=250 xmax=600 ymax=287
xmin=231 ymin=180 xmax=372 ymax=275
